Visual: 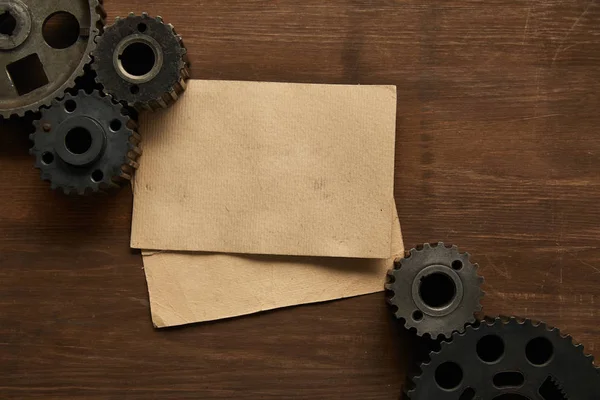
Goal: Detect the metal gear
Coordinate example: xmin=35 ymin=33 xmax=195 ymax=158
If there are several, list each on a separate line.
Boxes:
xmin=30 ymin=90 xmax=141 ymax=195
xmin=405 ymin=317 xmax=600 ymax=399
xmin=386 ymin=243 xmax=484 ymax=339
xmin=0 ymin=0 xmax=105 ymax=119
xmin=92 ymin=12 xmax=189 ymax=111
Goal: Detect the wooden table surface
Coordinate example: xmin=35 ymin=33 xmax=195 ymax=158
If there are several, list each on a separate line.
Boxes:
xmin=1 ymin=0 xmax=600 ymax=398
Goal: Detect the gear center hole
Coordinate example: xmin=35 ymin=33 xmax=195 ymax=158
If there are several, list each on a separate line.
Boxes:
xmin=0 ymin=11 xmax=17 ymax=36
xmin=120 ymin=42 xmax=156 ymax=77
xmin=419 ymin=272 xmax=456 ymax=308
xmin=65 ymin=127 xmax=93 ymax=155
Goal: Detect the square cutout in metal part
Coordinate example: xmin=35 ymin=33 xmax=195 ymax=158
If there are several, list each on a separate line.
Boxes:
xmin=6 ymin=53 xmax=49 ymax=96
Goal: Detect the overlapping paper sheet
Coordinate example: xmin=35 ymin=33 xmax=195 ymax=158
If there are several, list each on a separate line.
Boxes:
xmin=132 ymin=80 xmax=400 ymax=327
xmin=132 ymin=80 xmax=397 ymax=259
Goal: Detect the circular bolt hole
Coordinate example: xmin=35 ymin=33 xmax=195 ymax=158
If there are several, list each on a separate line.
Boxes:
xmin=0 ymin=11 xmax=17 ymax=36
xmin=65 ymin=127 xmax=92 ymax=155
xmin=434 ymin=361 xmax=463 ymax=390
xmin=110 ymin=119 xmax=122 ymax=132
xmin=119 ymin=41 xmax=156 ymax=77
xmin=412 ymin=310 xmax=423 ymax=321
xmin=91 ymin=170 xmax=104 ymax=183
xmin=419 ymin=272 xmax=456 ymax=308
xmin=41 ymin=152 xmax=54 ymax=165
xmin=130 ymin=84 xmax=140 ymax=94
xmin=452 ymin=260 xmax=463 ymax=270
xmin=137 ymin=22 xmax=147 ymax=32
xmin=42 ymin=123 xmax=52 ymax=132
xmin=476 ymin=334 xmax=504 ymax=363
xmin=526 ymin=336 xmax=554 ymax=366
xmin=64 ymin=99 xmax=77 ymax=112
xmin=42 ymin=11 xmax=80 ymax=49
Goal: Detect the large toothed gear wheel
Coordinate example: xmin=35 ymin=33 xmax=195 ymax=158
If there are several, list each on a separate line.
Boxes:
xmin=0 ymin=0 xmax=105 ymax=118
xmin=386 ymin=243 xmax=484 ymax=339
xmin=30 ymin=90 xmax=141 ymax=195
xmin=405 ymin=317 xmax=600 ymax=399
xmin=92 ymin=13 xmax=189 ymax=111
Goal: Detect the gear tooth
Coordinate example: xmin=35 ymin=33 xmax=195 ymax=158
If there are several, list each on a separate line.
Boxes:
xmin=129 ymin=12 xmax=135 ymax=17
xmin=423 ymin=243 xmax=432 ymax=250
xmin=142 ymin=11 xmax=149 ymax=17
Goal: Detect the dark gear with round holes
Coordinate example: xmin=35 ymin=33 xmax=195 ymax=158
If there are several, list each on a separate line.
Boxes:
xmin=92 ymin=12 xmax=189 ymax=111
xmin=386 ymin=243 xmax=484 ymax=339
xmin=404 ymin=317 xmax=600 ymax=399
xmin=30 ymin=90 xmax=141 ymax=195
xmin=0 ymin=0 xmax=105 ymax=118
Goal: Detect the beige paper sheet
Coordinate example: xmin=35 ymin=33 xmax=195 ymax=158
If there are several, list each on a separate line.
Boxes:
xmin=143 ymin=205 xmax=403 ymax=328
xmin=132 ymin=80 xmax=397 ymax=259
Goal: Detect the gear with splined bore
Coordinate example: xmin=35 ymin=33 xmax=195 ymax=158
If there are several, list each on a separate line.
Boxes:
xmin=92 ymin=12 xmax=189 ymax=111
xmin=30 ymin=90 xmax=141 ymax=195
xmin=386 ymin=243 xmax=484 ymax=339
xmin=404 ymin=316 xmax=600 ymax=400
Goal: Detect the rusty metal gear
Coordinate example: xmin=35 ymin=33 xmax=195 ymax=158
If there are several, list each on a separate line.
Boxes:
xmin=0 ymin=0 xmax=105 ymax=119
xmin=386 ymin=243 xmax=484 ymax=339
xmin=404 ymin=317 xmax=600 ymax=399
xmin=92 ymin=12 xmax=189 ymax=111
xmin=30 ymin=90 xmax=141 ymax=195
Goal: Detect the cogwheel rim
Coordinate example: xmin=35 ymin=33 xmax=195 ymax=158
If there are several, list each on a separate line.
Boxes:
xmin=405 ymin=316 xmax=600 ymax=400
xmin=0 ymin=0 xmax=106 ymax=119
xmin=30 ymin=90 xmax=141 ymax=195
xmin=385 ymin=242 xmax=484 ymax=339
xmin=92 ymin=12 xmax=189 ymax=111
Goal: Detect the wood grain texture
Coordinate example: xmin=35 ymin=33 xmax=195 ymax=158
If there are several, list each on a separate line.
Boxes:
xmin=1 ymin=0 xmax=600 ymax=398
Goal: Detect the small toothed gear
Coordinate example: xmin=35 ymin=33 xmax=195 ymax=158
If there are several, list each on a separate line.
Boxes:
xmin=386 ymin=243 xmax=484 ymax=339
xmin=30 ymin=90 xmax=141 ymax=195
xmin=0 ymin=0 xmax=106 ymax=119
xmin=92 ymin=12 xmax=189 ymax=111
xmin=404 ymin=317 xmax=600 ymax=399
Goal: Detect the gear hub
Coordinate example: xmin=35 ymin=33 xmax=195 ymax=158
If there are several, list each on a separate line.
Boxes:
xmin=30 ymin=90 xmax=141 ymax=195
xmin=92 ymin=13 xmax=189 ymax=111
xmin=386 ymin=243 xmax=484 ymax=339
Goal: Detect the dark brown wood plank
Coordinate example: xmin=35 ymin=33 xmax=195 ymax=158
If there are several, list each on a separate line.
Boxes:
xmin=1 ymin=0 xmax=600 ymax=398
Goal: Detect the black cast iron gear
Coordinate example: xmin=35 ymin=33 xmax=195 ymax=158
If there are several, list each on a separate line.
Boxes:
xmin=386 ymin=243 xmax=484 ymax=339
xmin=92 ymin=12 xmax=189 ymax=111
xmin=30 ymin=90 xmax=141 ymax=195
xmin=0 ymin=0 xmax=105 ymax=119
xmin=405 ymin=316 xmax=600 ymax=399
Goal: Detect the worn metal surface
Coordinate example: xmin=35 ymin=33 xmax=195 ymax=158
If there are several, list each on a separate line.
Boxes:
xmin=93 ymin=13 xmax=188 ymax=111
xmin=386 ymin=243 xmax=484 ymax=339
xmin=30 ymin=90 xmax=141 ymax=195
xmin=0 ymin=0 xmax=105 ymax=118
xmin=405 ymin=317 xmax=600 ymax=399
